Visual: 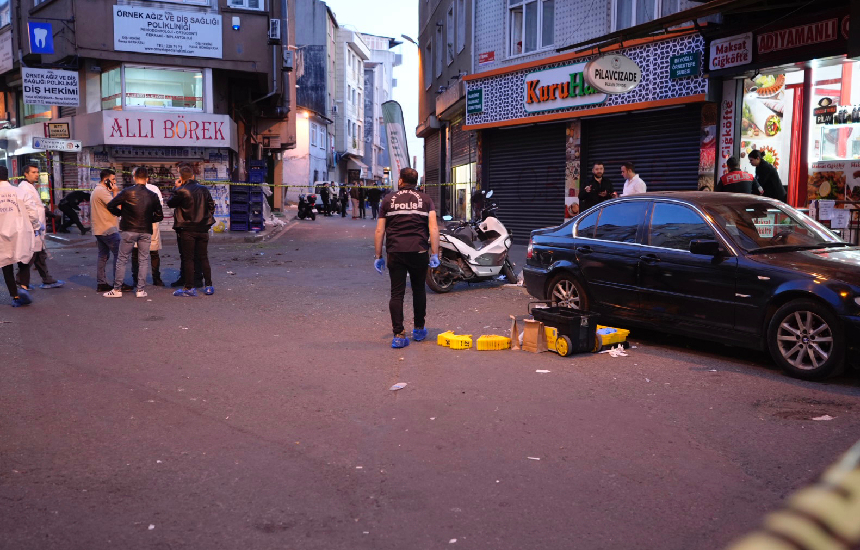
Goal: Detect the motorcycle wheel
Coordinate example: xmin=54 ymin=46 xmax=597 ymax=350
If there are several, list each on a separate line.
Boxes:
xmin=501 ymin=260 xmax=516 ymax=283
xmin=426 ymin=268 xmax=455 ymax=293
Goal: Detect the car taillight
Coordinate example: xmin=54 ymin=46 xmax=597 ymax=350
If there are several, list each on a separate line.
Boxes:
xmin=527 ymin=240 xmax=534 ymax=259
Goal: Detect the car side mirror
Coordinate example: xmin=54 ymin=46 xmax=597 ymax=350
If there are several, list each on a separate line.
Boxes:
xmin=690 ymin=239 xmax=721 ymax=256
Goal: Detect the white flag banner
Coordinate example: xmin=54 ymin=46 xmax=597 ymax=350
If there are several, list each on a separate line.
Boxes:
xmin=382 ymin=101 xmax=411 ymax=177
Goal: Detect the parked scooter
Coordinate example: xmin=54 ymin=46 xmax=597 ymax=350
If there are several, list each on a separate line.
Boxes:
xmin=426 ymin=190 xmax=516 ymax=293
xmin=297 ymin=193 xmax=317 ymax=220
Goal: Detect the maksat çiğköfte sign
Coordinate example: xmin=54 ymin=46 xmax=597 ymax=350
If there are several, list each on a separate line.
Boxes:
xmin=524 ymin=62 xmax=608 ymax=113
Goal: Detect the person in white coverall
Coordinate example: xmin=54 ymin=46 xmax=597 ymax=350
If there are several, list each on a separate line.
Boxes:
xmin=15 ymin=164 xmax=64 ymax=290
xmin=0 ymin=165 xmax=40 ymax=307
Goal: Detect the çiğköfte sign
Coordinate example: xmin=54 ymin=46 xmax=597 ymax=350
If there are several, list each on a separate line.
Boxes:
xmin=464 ymin=32 xmax=708 ymax=129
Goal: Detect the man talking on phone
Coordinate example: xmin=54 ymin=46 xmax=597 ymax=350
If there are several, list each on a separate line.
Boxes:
xmin=90 ymin=169 xmax=120 ymax=292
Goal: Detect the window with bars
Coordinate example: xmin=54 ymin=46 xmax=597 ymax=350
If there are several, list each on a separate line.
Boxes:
xmin=446 ymin=6 xmax=455 ymax=65
xmin=613 ymin=0 xmax=680 ymax=31
xmin=424 ymin=42 xmax=432 ymax=90
xmin=435 ymin=24 xmax=443 ymax=77
xmin=227 ymin=0 xmax=263 ymax=10
xmin=509 ymin=0 xmax=554 ymax=56
xmin=457 ymin=0 xmax=466 ymax=53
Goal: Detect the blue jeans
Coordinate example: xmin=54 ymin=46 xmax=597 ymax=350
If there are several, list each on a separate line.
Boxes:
xmin=96 ymin=232 xmax=121 ymax=286
xmin=114 ymin=231 xmax=151 ymax=291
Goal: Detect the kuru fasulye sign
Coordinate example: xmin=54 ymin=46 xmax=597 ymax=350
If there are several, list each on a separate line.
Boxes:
xmin=22 ymin=68 xmax=79 ymax=107
xmin=113 ymin=5 xmax=222 ymax=58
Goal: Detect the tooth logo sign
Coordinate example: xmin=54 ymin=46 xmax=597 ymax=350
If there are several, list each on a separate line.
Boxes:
xmin=33 ymin=28 xmax=47 ymax=48
xmin=28 ymin=22 xmax=54 ymax=54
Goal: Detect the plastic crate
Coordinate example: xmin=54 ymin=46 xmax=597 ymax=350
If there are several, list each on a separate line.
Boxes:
xmin=596 ymin=326 xmax=630 ymax=348
xmin=230 ymin=187 xmax=250 ymax=200
xmin=230 ymin=203 xmax=250 ymax=213
xmin=477 ymin=335 xmax=511 ymax=351
xmin=231 ymin=213 xmax=249 ymax=223
xmin=230 ymin=221 xmax=249 ymax=231
xmin=530 ymin=304 xmax=597 ymax=355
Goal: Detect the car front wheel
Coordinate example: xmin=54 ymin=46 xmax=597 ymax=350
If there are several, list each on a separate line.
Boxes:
xmin=546 ymin=273 xmax=588 ymax=310
xmin=767 ymin=299 xmax=844 ymax=381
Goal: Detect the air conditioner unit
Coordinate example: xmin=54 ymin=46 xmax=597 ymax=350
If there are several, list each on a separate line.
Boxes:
xmin=268 ymin=19 xmax=282 ymax=42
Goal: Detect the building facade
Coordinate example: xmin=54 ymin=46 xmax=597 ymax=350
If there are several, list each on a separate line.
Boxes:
xmin=455 ymin=0 xmax=715 ymax=241
xmin=0 ymin=0 xmax=296 ymax=229
xmin=334 ymin=29 xmax=369 ymax=186
xmin=290 ymin=0 xmax=337 ymax=203
xmin=417 ymin=0 xmax=473 ymax=218
xmin=360 ymin=33 xmax=401 ymax=188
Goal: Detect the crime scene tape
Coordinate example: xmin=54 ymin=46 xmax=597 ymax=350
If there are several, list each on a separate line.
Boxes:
xmin=29 ymin=154 xmax=468 ymax=192
xmin=726 ymin=438 xmax=860 ymax=550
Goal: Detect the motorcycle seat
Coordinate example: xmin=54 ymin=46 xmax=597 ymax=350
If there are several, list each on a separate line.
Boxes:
xmin=442 ymin=229 xmax=475 ymax=248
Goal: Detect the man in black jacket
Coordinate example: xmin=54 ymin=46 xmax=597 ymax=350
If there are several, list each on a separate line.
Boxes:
xmin=579 ymin=162 xmax=614 ymax=211
xmin=168 ymin=164 xmax=216 ymax=297
xmin=103 ymin=167 xmax=164 ymax=298
xmin=748 ymin=150 xmax=787 ymax=202
xmin=58 ymin=189 xmax=91 ymax=234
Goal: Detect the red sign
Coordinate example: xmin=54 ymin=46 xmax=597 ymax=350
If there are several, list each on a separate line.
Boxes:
xmin=99 ymin=111 xmax=236 ymax=149
xmin=478 ymin=51 xmax=495 ymax=65
xmin=757 ymin=17 xmax=841 ymax=54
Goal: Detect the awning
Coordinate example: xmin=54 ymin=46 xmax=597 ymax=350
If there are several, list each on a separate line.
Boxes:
xmin=347 ymin=158 xmax=368 ymax=170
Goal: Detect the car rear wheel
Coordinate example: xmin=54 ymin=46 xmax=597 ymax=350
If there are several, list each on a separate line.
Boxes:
xmin=767 ymin=299 xmax=844 ymax=381
xmin=546 ymin=274 xmax=588 ymax=310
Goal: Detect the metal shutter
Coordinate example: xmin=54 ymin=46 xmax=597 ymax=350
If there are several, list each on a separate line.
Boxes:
xmin=484 ymin=122 xmax=566 ymax=244
xmin=424 ymin=129 xmax=441 ymax=209
xmin=61 ymin=153 xmax=81 ymax=192
xmin=449 ymin=117 xmax=474 ymax=168
xmin=59 ymin=107 xmax=76 ymax=118
xmin=583 ymin=105 xmax=702 ymax=192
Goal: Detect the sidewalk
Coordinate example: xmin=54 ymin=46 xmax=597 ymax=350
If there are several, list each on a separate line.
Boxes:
xmin=46 ymin=217 xmax=289 ymax=249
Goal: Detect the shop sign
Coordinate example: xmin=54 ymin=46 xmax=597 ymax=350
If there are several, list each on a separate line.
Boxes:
xmin=757 ymin=17 xmax=841 ymax=55
xmin=0 ymin=30 xmax=13 ymax=74
xmin=478 ymin=51 xmax=495 ymax=65
xmin=524 ymin=62 xmax=607 ymax=113
xmin=813 ymin=98 xmax=837 ymax=124
xmin=47 ymin=122 xmax=70 ymax=139
xmin=22 ymin=68 xmax=79 ymax=107
xmin=113 ymin=5 xmax=223 ymax=59
xmin=709 ymin=33 xmax=752 ymax=70
xmin=670 ymin=52 xmax=700 ymax=78
xmin=101 ymin=111 xmax=235 ymax=149
xmin=583 ymin=55 xmax=641 ymax=95
xmin=32 ymin=137 xmax=81 ymax=152
xmin=466 ymin=88 xmax=483 ymax=114
xmin=718 ymin=80 xmax=737 ymax=179
xmin=261 ymin=135 xmax=281 ymax=148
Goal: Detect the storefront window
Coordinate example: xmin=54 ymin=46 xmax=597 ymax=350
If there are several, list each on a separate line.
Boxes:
xmin=101 ymin=68 xmax=121 ymax=111
xmin=0 ymin=0 xmax=10 ymax=28
xmin=125 ymin=67 xmax=203 ymax=110
xmin=101 ymin=65 xmax=204 ymax=111
xmin=739 ymin=72 xmax=798 ymax=187
xmin=21 ymin=101 xmax=51 ymax=126
xmin=452 ymin=163 xmax=475 ymax=220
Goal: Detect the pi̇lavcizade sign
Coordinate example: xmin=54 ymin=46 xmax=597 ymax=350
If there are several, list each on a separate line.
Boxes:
xmin=113 ymin=5 xmax=222 ymax=58
xmin=584 ymin=54 xmax=642 ymax=95
xmin=22 ymin=68 xmax=79 ymax=106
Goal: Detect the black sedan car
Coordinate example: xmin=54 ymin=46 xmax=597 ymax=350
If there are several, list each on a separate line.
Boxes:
xmin=523 ymin=192 xmax=860 ymax=380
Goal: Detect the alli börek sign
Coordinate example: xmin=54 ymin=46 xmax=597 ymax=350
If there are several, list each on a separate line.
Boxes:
xmin=584 ymin=55 xmax=642 ymax=94
xmin=523 ymin=62 xmax=607 ymax=113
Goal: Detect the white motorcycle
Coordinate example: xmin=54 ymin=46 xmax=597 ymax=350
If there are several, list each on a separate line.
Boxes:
xmin=427 ymin=191 xmax=516 ymax=293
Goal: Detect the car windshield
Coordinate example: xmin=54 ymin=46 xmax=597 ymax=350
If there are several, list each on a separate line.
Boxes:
xmin=703 ymin=201 xmax=844 ymax=252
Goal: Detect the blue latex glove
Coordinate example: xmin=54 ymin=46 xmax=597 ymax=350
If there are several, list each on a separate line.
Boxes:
xmin=429 ymin=254 xmax=440 ymax=268
xmin=374 ymin=257 xmax=385 ymax=274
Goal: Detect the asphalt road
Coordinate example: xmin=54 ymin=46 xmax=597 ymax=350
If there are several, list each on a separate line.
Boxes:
xmin=2 ymin=215 xmax=859 ymax=550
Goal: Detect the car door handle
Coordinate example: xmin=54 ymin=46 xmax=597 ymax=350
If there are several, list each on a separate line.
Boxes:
xmin=576 ymin=246 xmax=593 ymax=254
xmin=639 ymin=254 xmax=660 ymax=264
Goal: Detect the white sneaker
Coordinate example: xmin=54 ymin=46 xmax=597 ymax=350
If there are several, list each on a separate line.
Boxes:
xmin=136 ymin=290 xmax=147 ymax=298
xmin=103 ymin=289 xmax=122 ymax=298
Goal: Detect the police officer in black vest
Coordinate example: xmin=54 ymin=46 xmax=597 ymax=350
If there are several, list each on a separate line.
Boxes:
xmin=374 ymin=168 xmax=440 ymax=349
